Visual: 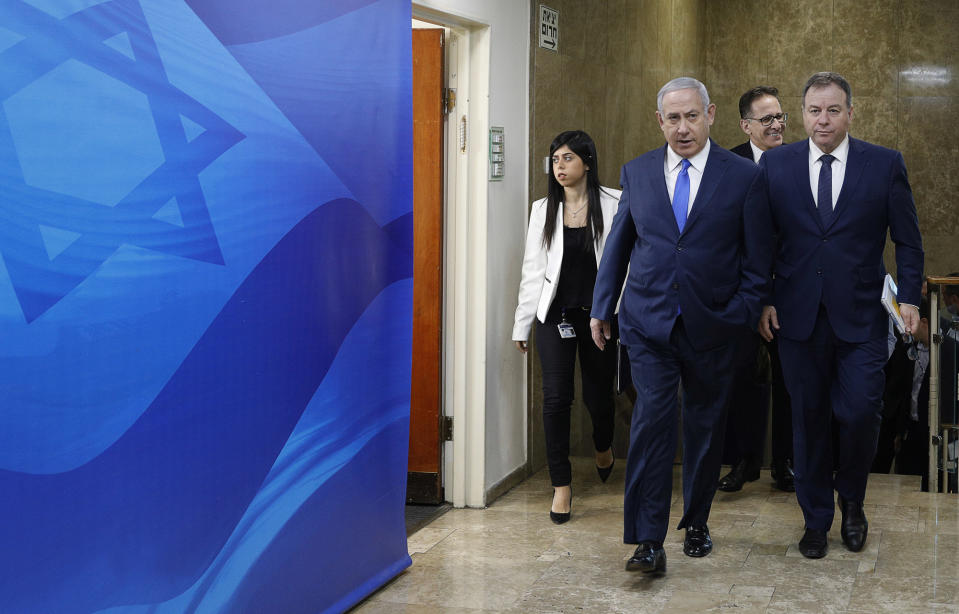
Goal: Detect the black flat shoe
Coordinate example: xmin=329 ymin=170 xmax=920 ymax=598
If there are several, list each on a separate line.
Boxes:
xmin=597 ymin=457 xmax=615 ymax=483
xmin=683 ymin=525 xmax=712 ymax=557
xmin=798 ymin=527 xmax=828 ymax=559
xmin=549 ymin=489 xmax=572 ymax=525
xmin=625 ymin=542 xmax=666 ymax=573
xmin=838 ymin=495 xmax=868 ymax=552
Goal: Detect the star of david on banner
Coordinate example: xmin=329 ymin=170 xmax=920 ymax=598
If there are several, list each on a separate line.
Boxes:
xmin=0 ymin=0 xmax=243 ymax=322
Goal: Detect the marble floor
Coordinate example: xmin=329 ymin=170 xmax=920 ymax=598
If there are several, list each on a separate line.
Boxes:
xmin=354 ymin=457 xmax=959 ymax=613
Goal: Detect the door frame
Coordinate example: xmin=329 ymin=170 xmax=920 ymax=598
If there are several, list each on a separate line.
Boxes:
xmin=412 ymin=5 xmax=491 ymax=508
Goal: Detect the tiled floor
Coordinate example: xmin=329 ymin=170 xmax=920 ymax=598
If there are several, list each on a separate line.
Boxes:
xmin=354 ymin=457 xmax=959 ymax=613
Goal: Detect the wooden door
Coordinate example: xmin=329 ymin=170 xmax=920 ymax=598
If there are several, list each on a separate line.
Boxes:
xmin=408 ymin=28 xmax=444 ymax=504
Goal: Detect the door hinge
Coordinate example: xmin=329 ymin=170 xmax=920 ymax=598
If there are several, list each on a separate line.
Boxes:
xmin=442 ymin=415 xmax=454 ymax=441
xmin=442 ymin=87 xmax=456 ymax=115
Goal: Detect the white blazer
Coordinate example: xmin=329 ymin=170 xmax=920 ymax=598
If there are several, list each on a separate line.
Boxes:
xmin=512 ymin=187 xmax=622 ymax=341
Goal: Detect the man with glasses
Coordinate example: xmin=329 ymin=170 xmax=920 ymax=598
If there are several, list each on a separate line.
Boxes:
xmin=719 ymin=86 xmax=796 ymax=495
xmin=731 ymin=86 xmax=787 ymax=163
xmin=747 ymin=72 xmax=924 ymax=559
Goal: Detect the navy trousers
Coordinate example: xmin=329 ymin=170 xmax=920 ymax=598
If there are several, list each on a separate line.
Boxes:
xmin=778 ymin=306 xmax=886 ymax=531
xmin=623 ymin=316 xmax=739 ymax=545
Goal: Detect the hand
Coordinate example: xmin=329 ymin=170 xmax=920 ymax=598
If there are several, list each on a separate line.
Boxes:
xmin=590 ymin=317 xmax=611 ymax=350
xmin=900 ymin=304 xmax=919 ymax=335
xmin=758 ymin=305 xmax=779 ymax=342
xmin=515 ymin=340 xmax=528 ymax=354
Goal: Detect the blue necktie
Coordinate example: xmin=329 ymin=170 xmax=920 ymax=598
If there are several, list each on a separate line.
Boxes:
xmin=818 ymin=154 xmax=835 ymax=226
xmin=673 ymin=158 xmax=691 ymax=232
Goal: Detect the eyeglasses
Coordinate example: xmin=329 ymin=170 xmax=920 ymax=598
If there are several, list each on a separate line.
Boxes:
xmin=744 ymin=112 xmax=788 ymax=127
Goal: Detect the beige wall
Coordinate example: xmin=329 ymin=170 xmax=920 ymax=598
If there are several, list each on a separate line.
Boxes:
xmin=526 ymin=0 xmax=959 ymax=462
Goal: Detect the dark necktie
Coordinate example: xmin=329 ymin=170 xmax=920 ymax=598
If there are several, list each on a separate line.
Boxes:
xmin=673 ymin=159 xmax=691 ymax=232
xmin=818 ymin=154 xmax=835 ymax=226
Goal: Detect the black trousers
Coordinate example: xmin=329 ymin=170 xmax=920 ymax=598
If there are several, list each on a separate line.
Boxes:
xmin=722 ymin=332 xmax=769 ymax=467
xmin=722 ymin=336 xmax=793 ymax=471
xmin=767 ymin=337 xmax=794 ymax=465
xmin=536 ymin=305 xmax=617 ymax=487
xmin=896 ymin=420 xmax=929 ymax=491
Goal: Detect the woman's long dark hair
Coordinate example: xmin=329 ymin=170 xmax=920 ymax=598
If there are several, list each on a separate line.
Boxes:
xmin=542 ymin=130 xmax=604 ymax=250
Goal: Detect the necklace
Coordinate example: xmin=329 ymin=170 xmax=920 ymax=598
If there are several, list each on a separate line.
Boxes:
xmin=566 ymin=202 xmax=588 ymax=217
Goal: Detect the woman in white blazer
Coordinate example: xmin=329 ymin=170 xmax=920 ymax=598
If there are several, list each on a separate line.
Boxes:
xmin=512 ymin=130 xmax=622 ymax=524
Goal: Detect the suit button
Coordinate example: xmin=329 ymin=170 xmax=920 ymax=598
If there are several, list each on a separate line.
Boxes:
xmin=671 ymin=282 xmax=679 ymax=290
xmin=676 ymin=243 xmax=684 ymax=251
xmin=822 ymin=237 xmax=828 ymax=243
xmin=817 ymin=268 xmax=823 ymax=275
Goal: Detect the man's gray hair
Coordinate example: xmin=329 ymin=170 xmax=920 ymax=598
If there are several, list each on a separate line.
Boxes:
xmin=657 ymin=77 xmax=710 ymax=114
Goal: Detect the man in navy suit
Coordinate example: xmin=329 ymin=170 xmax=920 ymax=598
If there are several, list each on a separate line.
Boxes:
xmin=748 ymin=72 xmax=924 ymax=558
xmin=590 ymin=77 xmax=763 ymax=574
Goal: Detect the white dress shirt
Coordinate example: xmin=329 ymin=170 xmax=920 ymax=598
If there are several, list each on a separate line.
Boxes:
xmin=808 ymin=135 xmax=849 ymax=210
xmin=749 ymin=141 xmax=765 ymax=163
xmin=665 ymin=140 xmax=710 ymax=216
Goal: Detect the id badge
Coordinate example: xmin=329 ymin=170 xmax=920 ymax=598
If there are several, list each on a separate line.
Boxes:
xmin=557 ymin=321 xmax=576 ymax=339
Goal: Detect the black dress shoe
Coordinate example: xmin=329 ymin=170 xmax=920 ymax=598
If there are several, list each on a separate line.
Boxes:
xmin=549 ymin=489 xmax=572 ymax=525
xmin=597 ymin=457 xmax=615 ymax=483
xmin=798 ymin=528 xmax=828 ymax=559
xmin=717 ymin=460 xmax=760 ymax=492
xmin=625 ymin=542 xmax=666 ymax=573
xmin=771 ymin=458 xmax=795 ymax=492
xmin=683 ymin=525 xmax=712 ymax=557
xmin=838 ymin=495 xmax=868 ymax=552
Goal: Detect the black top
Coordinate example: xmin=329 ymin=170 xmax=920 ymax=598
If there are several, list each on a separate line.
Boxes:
xmin=553 ymin=225 xmax=597 ymax=311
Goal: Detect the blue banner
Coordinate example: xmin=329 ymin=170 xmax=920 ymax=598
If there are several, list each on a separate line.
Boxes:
xmin=0 ymin=1 xmax=412 ymax=612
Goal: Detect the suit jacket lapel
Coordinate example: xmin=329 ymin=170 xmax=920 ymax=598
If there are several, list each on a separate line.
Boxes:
xmin=683 ymin=140 xmax=727 ymax=235
xmin=645 ymin=146 xmax=677 ymax=235
xmin=791 ymin=140 xmax=822 ymax=230
xmin=829 ymin=137 xmax=867 ymax=230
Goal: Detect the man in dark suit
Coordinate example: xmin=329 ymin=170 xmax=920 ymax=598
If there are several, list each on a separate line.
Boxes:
xmin=748 ymin=72 xmax=924 ymax=559
xmin=589 ymin=77 xmax=763 ymax=574
xmin=720 ymin=86 xmax=795 ymax=493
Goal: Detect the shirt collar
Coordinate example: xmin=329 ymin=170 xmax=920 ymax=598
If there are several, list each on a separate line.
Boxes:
xmin=666 ymin=139 xmax=711 ymax=173
xmin=749 ymin=141 xmax=765 ymax=163
xmin=808 ymin=133 xmax=850 ymax=165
